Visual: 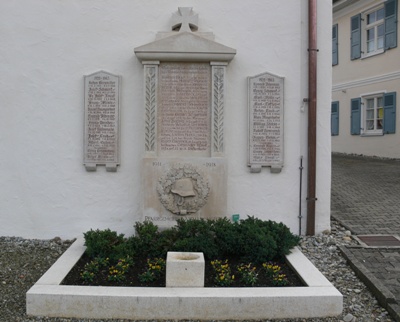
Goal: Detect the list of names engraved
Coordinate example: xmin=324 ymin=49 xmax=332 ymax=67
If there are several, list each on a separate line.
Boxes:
xmin=84 ymin=71 xmax=120 ymax=165
xmin=249 ymin=73 xmax=284 ymax=165
xmin=159 ymin=63 xmax=210 ymax=153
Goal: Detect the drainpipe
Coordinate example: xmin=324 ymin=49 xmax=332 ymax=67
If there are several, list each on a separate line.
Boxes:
xmin=306 ymin=0 xmax=318 ymax=235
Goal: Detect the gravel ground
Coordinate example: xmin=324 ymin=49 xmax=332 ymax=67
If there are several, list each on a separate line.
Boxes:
xmin=0 ymin=219 xmax=394 ymax=322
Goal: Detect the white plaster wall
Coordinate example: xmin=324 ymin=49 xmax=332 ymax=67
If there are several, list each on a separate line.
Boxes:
xmin=0 ymin=0 xmax=332 ymax=239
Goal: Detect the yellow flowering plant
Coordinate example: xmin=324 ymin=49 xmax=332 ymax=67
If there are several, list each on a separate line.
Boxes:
xmin=211 ymin=259 xmax=235 ymax=286
xmin=262 ymin=262 xmax=289 ymax=286
xmin=108 ymin=257 xmax=133 ymax=282
xmin=236 ymin=263 xmax=258 ymax=286
xmin=138 ymin=258 xmax=166 ymax=283
xmin=80 ymin=257 xmax=109 ymax=283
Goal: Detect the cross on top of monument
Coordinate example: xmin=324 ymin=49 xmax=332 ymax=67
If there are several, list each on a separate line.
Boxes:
xmin=171 ymin=7 xmax=198 ymax=32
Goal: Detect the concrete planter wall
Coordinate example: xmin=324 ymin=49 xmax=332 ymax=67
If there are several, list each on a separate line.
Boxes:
xmin=27 ymin=237 xmax=342 ymax=320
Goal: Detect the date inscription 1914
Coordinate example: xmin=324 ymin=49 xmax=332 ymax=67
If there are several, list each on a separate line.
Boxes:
xmin=84 ymin=71 xmax=120 ymax=170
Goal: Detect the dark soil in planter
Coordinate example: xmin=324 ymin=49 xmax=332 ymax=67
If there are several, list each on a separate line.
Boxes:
xmin=62 ymin=253 xmax=305 ymax=287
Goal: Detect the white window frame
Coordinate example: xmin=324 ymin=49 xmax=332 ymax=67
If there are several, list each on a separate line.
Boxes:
xmin=360 ymin=91 xmax=386 ymax=136
xmin=361 ymin=4 xmax=385 ymax=58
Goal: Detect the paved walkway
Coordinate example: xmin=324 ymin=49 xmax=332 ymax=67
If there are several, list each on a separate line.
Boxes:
xmin=331 ymin=154 xmax=400 ymax=321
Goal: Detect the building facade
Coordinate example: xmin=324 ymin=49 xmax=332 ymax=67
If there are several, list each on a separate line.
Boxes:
xmin=0 ymin=0 xmax=332 ymax=238
xmin=332 ymin=0 xmax=399 ymax=158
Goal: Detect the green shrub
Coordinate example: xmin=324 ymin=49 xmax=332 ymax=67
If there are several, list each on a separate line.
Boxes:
xmin=171 ymin=218 xmax=219 ymax=259
xmin=131 ymin=221 xmax=174 ymax=258
xmin=234 ymin=216 xmax=278 ymax=263
xmin=211 ymin=217 xmax=239 ymax=258
xmin=83 ymin=229 xmax=126 ymax=261
xmin=83 ymin=216 xmax=300 ymax=264
xmin=261 ymin=220 xmax=301 ymax=259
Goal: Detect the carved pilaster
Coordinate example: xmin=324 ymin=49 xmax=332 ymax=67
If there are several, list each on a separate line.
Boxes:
xmin=211 ymin=62 xmax=227 ymax=157
xmin=143 ymin=62 xmax=159 ymax=154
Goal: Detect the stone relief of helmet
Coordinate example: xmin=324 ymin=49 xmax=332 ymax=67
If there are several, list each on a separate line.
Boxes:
xmin=171 ymin=178 xmax=196 ymax=197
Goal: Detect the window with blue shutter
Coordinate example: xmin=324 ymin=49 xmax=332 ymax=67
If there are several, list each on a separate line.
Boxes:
xmin=351 ymin=98 xmax=361 ymax=135
xmin=332 ymin=24 xmax=339 ymax=66
xmin=385 ymin=0 xmax=398 ymax=49
xmin=350 ymin=14 xmax=361 ymax=60
xmin=331 ymin=101 xmax=339 ymax=136
xmin=383 ymin=92 xmax=396 ymax=133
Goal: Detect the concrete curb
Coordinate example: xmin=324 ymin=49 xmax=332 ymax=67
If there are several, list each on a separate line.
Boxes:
xmin=27 ymin=239 xmax=343 ymax=320
xmin=339 ymin=246 xmax=397 ymax=308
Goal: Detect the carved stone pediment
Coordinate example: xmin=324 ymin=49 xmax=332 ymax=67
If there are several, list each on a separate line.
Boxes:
xmin=134 ymin=31 xmax=236 ymax=62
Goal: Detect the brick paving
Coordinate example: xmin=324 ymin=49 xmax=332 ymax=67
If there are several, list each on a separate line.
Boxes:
xmin=332 ymin=153 xmax=400 ymax=321
xmin=331 ymin=153 xmax=400 ymax=235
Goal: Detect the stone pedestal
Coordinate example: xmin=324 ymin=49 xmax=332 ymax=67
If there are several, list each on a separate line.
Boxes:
xmin=166 ymin=251 xmax=205 ymax=287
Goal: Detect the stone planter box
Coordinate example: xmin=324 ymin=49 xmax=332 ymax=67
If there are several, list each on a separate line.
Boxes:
xmin=27 ymin=237 xmax=342 ymax=320
xmin=166 ymin=251 xmax=205 ymax=287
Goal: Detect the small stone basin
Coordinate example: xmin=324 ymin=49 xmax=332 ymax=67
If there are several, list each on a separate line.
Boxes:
xmin=174 ymin=254 xmax=199 ymax=260
xmin=166 ymin=251 xmax=205 ymax=287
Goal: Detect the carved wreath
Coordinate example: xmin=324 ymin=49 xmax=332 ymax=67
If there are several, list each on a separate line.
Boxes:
xmin=157 ymin=164 xmax=210 ymax=215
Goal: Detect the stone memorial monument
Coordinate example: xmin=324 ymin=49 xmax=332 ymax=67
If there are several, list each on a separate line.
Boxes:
xmin=135 ymin=7 xmax=236 ymax=228
xmin=248 ymin=72 xmax=284 ymax=173
xmin=83 ymin=70 xmax=121 ymax=172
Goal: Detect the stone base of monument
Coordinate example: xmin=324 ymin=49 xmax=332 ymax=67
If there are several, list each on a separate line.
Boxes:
xmin=166 ymin=251 xmax=205 ymax=287
xmin=26 ymin=237 xmax=343 ymax=320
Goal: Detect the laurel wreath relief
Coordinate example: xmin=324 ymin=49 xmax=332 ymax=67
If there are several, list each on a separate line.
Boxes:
xmin=157 ymin=164 xmax=210 ymax=215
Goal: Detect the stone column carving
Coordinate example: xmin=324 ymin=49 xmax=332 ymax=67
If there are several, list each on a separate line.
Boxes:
xmin=211 ymin=62 xmax=227 ymax=157
xmin=143 ymin=62 xmax=159 ymax=155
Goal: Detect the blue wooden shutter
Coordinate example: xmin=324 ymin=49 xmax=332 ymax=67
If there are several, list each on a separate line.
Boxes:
xmin=351 ymin=98 xmax=361 ymax=135
xmin=385 ymin=0 xmax=398 ymax=49
xmin=351 ymin=14 xmax=361 ymax=60
xmin=332 ymin=24 xmax=339 ymax=66
xmin=331 ymin=101 xmax=339 ymax=136
xmin=383 ymin=92 xmax=396 ymax=134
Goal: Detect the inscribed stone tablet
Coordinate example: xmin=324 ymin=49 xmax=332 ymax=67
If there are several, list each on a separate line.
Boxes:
xmin=84 ymin=71 xmax=120 ymax=171
xmin=158 ymin=62 xmax=211 ymax=157
xmin=248 ymin=72 xmax=284 ymax=171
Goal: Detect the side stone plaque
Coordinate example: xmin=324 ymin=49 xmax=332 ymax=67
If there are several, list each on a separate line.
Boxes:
xmin=84 ymin=71 xmax=121 ymax=172
xmin=248 ymin=72 xmax=284 ymax=173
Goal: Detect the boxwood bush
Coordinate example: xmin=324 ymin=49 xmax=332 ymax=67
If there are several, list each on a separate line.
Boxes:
xmin=83 ymin=216 xmax=300 ymax=264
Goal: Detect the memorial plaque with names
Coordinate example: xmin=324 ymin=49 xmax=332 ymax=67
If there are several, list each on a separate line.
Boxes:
xmin=84 ymin=71 xmax=121 ymax=172
xmin=248 ymin=72 xmax=284 ymax=173
xmin=158 ymin=62 xmax=211 ymax=156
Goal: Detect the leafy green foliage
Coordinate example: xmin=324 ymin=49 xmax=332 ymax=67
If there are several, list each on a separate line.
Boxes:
xmin=83 ymin=229 xmax=126 ymax=261
xmin=262 ymin=220 xmax=301 ymax=259
xmin=108 ymin=257 xmax=133 ymax=282
xmin=80 ymin=257 xmax=109 ymax=283
xmin=233 ymin=216 xmax=278 ymax=262
xmin=83 ymin=216 xmax=300 ymax=264
xmin=130 ymin=221 xmax=175 ymax=258
xmin=211 ymin=259 xmax=235 ymax=286
xmin=171 ymin=219 xmax=219 ymax=259
xmin=236 ymin=262 xmax=258 ymax=286
xmin=210 ymin=217 xmax=239 ymax=257
xmin=138 ymin=258 xmax=166 ymax=283
xmin=262 ymin=262 xmax=289 ymax=286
